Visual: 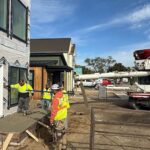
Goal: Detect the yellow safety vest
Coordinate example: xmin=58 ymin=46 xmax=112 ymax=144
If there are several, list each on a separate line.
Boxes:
xmin=10 ymin=83 xmax=33 ymax=93
xmin=54 ymin=96 xmax=68 ymax=121
xmin=43 ymin=88 xmax=51 ymax=100
xmin=62 ymin=90 xmax=70 ymax=109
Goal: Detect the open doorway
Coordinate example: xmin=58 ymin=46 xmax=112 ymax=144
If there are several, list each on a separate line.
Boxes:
xmin=47 ymin=71 xmax=64 ymax=86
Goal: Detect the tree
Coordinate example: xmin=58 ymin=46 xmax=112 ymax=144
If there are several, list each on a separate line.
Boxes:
xmin=108 ymin=63 xmax=127 ymax=72
xmin=82 ymin=66 xmax=95 ymax=74
xmin=84 ymin=56 xmax=116 ymax=73
xmin=104 ymin=56 xmax=116 ymax=71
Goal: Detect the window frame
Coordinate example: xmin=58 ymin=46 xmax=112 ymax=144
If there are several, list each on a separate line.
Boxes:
xmin=29 ymin=70 xmax=34 ymax=89
xmin=138 ymin=76 xmax=150 ymax=85
xmin=0 ymin=0 xmax=9 ymax=33
xmin=8 ymin=66 xmax=28 ymax=109
xmin=11 ymin=0 xmax=28 ymax=43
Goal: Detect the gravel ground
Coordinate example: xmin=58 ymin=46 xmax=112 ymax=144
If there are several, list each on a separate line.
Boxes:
xmin=10 ymin=88 xmax=150 ymax=150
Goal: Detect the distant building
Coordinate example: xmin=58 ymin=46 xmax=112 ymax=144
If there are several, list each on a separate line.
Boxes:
xmin=30 ymin=38 xmax=75 ymax=99
xmin=0 ymin=0 xmax=30 ymax=117
xmin=74 ymin=66 xmax=83 ymax=75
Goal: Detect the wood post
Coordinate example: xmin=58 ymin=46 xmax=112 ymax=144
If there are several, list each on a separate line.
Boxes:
xmin=2 ymin=133 xmax=14 ymax=150
xmin=79 ymin=81 xmax=88 ymax=107
xmin=26 ymin=130 xmax=39 ymax=142
xmin=38 ymin=121 xmax=50 ymax=129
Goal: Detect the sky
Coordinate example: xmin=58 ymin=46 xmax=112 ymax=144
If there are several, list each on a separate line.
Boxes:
xmin=31 ymin=0 xmax=150 ymax=67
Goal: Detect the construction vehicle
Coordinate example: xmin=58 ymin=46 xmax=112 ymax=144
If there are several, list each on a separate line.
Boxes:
xmin=128 ymin=49 xmax=150 ymax=109
xmin=75 ymin=49 xmax=150 ymax=109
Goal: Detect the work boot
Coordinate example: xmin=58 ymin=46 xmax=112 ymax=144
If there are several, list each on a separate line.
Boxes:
xmin=17 ymin=108 xmax=22 ymax=113
xmin=23 ymin=111 xmax=27 ymax=116
xmin=62 ymin=145 xmax=67 ymax=150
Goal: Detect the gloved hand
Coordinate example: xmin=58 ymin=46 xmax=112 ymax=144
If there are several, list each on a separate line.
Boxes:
xmin=3 ymin=83 xmax=10 ymax=88
xmin=50 ymin=122 xmax=54 ymax=126
xmin=50 ymin=121 xmax=55 ymax=127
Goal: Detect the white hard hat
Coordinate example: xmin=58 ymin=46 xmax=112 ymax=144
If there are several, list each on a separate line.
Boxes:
xmin=51 ymin=84 xmax=60 ymax=90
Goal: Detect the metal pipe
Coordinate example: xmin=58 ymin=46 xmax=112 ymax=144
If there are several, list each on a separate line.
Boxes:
xmin=75 ymin=71 xmax=150 ymax=80
xmin=106 ymin=86 xmax=130 ymax=90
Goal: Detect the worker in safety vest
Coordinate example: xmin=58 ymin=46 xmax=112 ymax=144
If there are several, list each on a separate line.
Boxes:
xmin=42 ymin=84 xmax=51 ymax=110
xmin=60 ymin=82 xmax=70 ymax=110
xmin=8 ymin=79 xmax=34 ymax=115
xmin=61 ymin=84 xmax=70 ymax=130
xmin=50 ymin=84 xmax=70 ymax=149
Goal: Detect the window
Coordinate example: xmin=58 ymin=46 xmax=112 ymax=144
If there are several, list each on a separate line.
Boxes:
xmin=0 ymin=0 xmax=8 ymax=31
xmin=29 ymin=70 xmax=34 ymax=88
xmin=12 ymin=0 xmax=27 ymax=42
xmin=8 ymin=66 xmax=27 ymax=107
xmin=138 ymin=76 xmax=150 ymax=85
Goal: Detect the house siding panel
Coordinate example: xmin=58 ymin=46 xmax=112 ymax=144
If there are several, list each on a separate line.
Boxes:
xmin=0 ymin=0 xmax=30 ymax=117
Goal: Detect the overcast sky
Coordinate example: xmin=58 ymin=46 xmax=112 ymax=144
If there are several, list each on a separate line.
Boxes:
xmin=31 ymin=0 xmax=150 ymax=67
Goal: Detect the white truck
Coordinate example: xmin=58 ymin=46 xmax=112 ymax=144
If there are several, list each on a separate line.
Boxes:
xmin=76 ymin=79 xmax=96 ymax=87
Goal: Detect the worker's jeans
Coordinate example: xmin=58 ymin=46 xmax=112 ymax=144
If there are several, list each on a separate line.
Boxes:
xmin=18 ymin=97 xmax=29 ymax=113
xmin=41 ymin=99 xmax=51 ymax=110
xmin=55 ymin=118 xmax=67 ymax=130
xmin=54 ymin=119 xmax=67 ymax=149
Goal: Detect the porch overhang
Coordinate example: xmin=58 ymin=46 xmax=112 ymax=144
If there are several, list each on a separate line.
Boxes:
xmin=30 ymin=53 xmax=72 ymax=72
xmin=46 ymin=66 xmax=73 ymax=72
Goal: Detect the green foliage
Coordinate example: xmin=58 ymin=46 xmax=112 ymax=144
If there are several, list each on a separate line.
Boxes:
xmin=108 ymin=63 xmax=128 ymax=72
xmin=82 ymin=66 xmax=95 ymax=74
xmin=84 ymin=56 xmax=116 ymax=73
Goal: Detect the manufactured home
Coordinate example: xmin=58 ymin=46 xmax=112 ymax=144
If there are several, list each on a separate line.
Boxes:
xmin=0 ymin=0 xmax=30 ymax=117
xmin=30 ymin=38 xmax=75 ymax=99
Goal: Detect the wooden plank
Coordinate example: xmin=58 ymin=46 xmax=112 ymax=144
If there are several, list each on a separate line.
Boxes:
xmin=33 ymin=67 xmax=42 ymax=99
xmin=26 ymin=130 xmax=39 ymax=142
xmin=38 ymin=121 xmax=50 ymax=129
xmin=79 ymin=82 xmax=88 ymax=107
xmin=2 ymin=133 xmax=14 ymax=150
xmin=43 ymin=67 xmax=48 ymax=87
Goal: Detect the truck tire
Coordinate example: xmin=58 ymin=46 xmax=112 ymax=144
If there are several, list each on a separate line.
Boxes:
xmin=128 ymin=97 xmax=140 ymax=110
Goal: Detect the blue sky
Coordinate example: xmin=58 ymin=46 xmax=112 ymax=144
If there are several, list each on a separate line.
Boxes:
xmin=31 ymin=0 xmax=150 ymax=67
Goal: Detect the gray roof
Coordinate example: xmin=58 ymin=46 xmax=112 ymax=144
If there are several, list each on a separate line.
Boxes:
xmin=30 ymin=38 xmax=71 ymax=53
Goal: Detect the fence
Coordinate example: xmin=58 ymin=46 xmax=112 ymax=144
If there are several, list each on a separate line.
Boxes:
xmin=89 ymin=107 xmax=150 ymax=150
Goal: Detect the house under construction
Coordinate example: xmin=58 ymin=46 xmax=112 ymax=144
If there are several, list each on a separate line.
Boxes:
xmin=0 ymin=0 xmax=30 ymax=117
xmin=30 ymin=38 xmax=75 ymax=99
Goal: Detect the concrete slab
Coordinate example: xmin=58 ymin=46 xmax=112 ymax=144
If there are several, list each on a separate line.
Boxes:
xmin=0 ymin=109 xmax=47 ymax=133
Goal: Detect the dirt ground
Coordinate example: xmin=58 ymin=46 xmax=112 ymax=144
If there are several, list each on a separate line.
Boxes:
xmin=11 ymin=88 xmax=150 ymax=150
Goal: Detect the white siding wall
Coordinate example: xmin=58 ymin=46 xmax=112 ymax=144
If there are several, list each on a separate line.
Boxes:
xmin=0 ymin=0 xmax=30 ymax=117
xmin=63 ymin=52 xmax=74 ymax=92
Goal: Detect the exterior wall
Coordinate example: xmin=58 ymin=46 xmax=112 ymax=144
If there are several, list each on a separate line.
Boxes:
xmin=43 ymin=68 xmax=48 ymax=88
xmin=63 ymin=52 xmax=74 ymax=92
xmin=33 ymin=67 xmax=42 ymax=99
xmin=31 ymin=67 xmax=48 ymax=100
xmin=0 ymin=0 xmax=30 ymax=117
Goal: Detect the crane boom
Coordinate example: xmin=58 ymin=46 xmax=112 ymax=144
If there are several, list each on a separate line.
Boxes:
xmin=75 ymin=71 xmax=150 ymax=80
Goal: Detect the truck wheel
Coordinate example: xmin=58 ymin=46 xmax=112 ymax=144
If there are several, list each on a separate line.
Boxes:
xmin=128 ymin=98 xmax=140 ymax=110
xmin=130 ymin=102 xmax=140 ymax=110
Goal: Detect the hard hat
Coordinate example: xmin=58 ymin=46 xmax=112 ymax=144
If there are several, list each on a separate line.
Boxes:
xmin=51 ymin=84 xmax=60 ymax=90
